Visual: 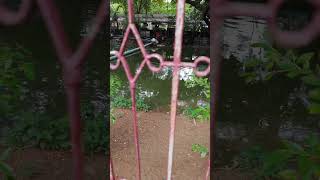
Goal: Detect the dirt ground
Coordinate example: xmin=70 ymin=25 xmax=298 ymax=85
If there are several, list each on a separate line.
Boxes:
xmin=2 ymin=148 xmax=106 ymax=180
xmin=111 ymin=109 xmax=210 ymax=180
xmin=0 ymin=109 xmax=252 ymax=180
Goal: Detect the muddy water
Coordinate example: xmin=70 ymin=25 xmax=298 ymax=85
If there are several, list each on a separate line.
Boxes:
xmin=110 ymin=38 xmax=210 ymax=111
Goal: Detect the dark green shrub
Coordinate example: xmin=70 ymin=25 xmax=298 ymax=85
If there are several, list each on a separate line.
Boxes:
xmin=7 ymin=106 xmax=108 ymax=153
xmin=0 ymin=44 xmax=35 ymax=119
xmin=238 ymin=135 xmax=320 ymax=180
xmin=7 ymin=112 xmax=70 ymax=150
xmin=241 ymin=43 xmax=320 ymax=114
xmin=110 ymin=75 xmax=152 ymax=112
xmin=183 ymin=73 xmax=210 ymax=122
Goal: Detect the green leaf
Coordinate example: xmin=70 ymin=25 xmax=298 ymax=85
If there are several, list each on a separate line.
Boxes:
xmin=286 ymin=70 xmax=301 ymax=78
xmin=0 ymin=161 xmax=15 ymax=180
xmin=283 ymin=140 xmax=303 ymax=154
xmin=278 ymin=61 xmax=298 ymax=71
xmin=244 ymin=58 xmax=261 ymax=68
xmin=262 ymin=149 xmax=292 ymax=175
xmin=297 ymin=52 xmax=314 ymax=64
xmin=277 ymin=169 xmax=297 ymax=180
xmin=21 ymin=62 xmax=35 ymax=80
xmin=266 ymin=61 xmax=274 ymax=70
xmin=308 ymin=89 xmax=320 ymax=101
xmin=245 ymin=76 xmax=256 ymax=84
xmin=264 ymin=72 xmax=275 ymax=80
xmin=309 ymin=103 xmax=320 ymax=114
xmin=298 ymin=155 xmax=315 ymax=180
xmin=284 ymin=50 xmax=296 ymax=62
xmin=301 ymin=75 xmax=320 ymax=86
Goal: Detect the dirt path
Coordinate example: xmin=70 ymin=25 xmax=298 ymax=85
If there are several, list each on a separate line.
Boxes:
xmin=111 ymin=109 xmax=210 ymax=180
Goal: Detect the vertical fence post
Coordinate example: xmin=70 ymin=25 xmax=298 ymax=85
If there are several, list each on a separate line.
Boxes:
xmin=166 ymin=0 xmax=185 ymax=179
xmin=110 ymin=0 xmax=210 ymax=179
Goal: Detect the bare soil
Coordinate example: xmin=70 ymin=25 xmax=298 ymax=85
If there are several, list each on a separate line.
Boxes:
xmin=0 ymin=109 xmax=251 ymax=180
xmin=2 ymin=148 xmax=106 ymax=180
xmin=111 ymin=109 xmax=210 ymax=180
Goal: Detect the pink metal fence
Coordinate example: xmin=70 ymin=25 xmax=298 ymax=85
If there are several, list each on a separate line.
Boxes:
xmin=0 ymin=0 xmax=107 ymax=180
xmin=110 ymin=0 xmax=210 ymax=179
xmin=2 ymin=0 xmax=319 ymax=179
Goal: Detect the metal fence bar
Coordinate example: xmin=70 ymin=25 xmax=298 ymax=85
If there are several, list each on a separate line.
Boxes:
xmin=0 ymin=0 xmax=107 ymax=179
xmin=166 ymin=0 xmax=185 ymax=179
xmin=110 ymin=0 xmax=210 ymax=179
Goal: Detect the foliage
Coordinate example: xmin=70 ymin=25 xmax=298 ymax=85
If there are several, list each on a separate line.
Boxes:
xmin=192 ymin=144 xmax=208 ymax=158
xmin=7 ymin=103 xmax=108 ymax=153
xmin=112 ymin=96 xmax=151 ymax=112
xmin=0 ymin=148 xmax=15 ymax=180
xmin=183 ymin=73 xmax=210 ymax=121
xmin=81 ymin=103 xmax=108 ymax=153
xmin=0 ymin=44 xmax=35 ymax=119
xmin=237 ymin=146 xmax=265 ymax=174
xmin=7 ymin=112 xmax=70 ymax=150
xmin=110 ymin=0 xmax=127 ymax=15
xmin=111 ymin=0 xmax=196 ymax=16
xmin=184 ymin=73 xmax=209 ymax=99
xmin=110 ymin=75 xmax=152 ymax=112
xmin=241 ymin=42 xmax=320 ymax=114
xmin=183 ymin=105 xmax=209 ymax=122
xmin=110 ymin=108 xmax=116 ymax=124
xmin=110 ymin=74 xmax=122 ymax=97
xmin=238 ymin=135 xmax=320 ymax=180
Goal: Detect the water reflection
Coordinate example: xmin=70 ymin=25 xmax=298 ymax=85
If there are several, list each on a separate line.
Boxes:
xmin=154 ymin=66 xmax=195 ymax=81
xmin=222 ymin=16 xmax=267 ymax=61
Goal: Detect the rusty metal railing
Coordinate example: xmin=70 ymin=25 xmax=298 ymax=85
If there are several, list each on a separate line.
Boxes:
xmin=110 ymin=0 xmax=210 ymax=179
xmin=0 ymin=0 xmax=107 ymax=180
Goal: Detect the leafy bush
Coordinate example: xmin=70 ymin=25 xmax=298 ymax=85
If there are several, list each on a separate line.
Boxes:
xmin=7 ymin=104 xmax=108 ymax=153
xmin=110 ymin=75 xmax=122 ymax=97
xmin=192 ymin=144 xmax=208 ymax=158
xmin=110 ymin=75 xmax=152 ymax=112
xmin=238 ymin=135 xmax=320 ymax=180
xmin=183 ymin=73 xmax=210 ymax=121
xmin=111 ymin=0 xmax=195 ymax=16
xmin=183 ymin=105 xmax=209 ymax=122
xmin=112 ymin=96 xmax=151 ymax=112
xmin=184 ymin=73 xmax=209 ymax=99
xmin=241 ymin=43 xmax=320 ymax=114
xmin=8 ymin=112 xmax=70 ymax=150
xmin=0 ymin=44 xmax=35 ymax=119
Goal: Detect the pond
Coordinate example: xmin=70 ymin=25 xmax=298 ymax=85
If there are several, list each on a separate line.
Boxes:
xmin=110 ymin=38 xmax=210 ymax=112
